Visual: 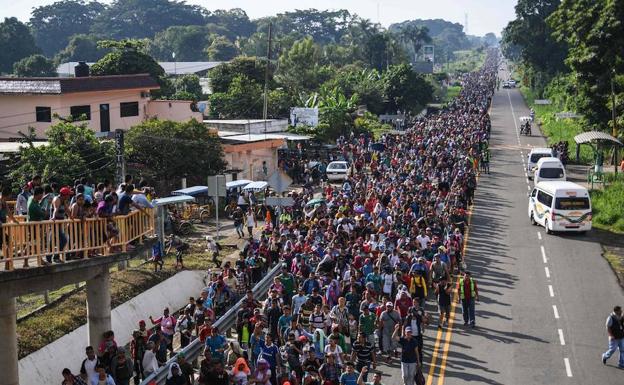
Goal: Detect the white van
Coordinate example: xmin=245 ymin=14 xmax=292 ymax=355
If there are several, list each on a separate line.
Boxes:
xmin=526 ymin=148 xmax=555 ymax=179
xmin=534 ymin=157 xmax=566 ymax=184
xmin=528 ymin=181 xmax=592 ymax=234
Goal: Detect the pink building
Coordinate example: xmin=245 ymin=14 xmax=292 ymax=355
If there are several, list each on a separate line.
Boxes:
xmin=0 ymin=73 xmax=202 ymax=140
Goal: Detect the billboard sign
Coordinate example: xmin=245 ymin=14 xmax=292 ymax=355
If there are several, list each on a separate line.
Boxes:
xmin=290 ymin=107 xmax=319 ymax=127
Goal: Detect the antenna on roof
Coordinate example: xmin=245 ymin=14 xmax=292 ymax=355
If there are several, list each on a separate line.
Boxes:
xmin=464 ymin=12 xmax=469 ymax=35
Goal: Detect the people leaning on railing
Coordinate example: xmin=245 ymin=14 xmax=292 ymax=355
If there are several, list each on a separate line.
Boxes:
xmin=1 ymin=175 xmax=156 ymax=269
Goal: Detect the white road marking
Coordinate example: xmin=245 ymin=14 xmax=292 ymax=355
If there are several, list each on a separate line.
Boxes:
xmin=527 ymin=185 xmax=530 ymax=190
xmin=508 ymin=91 xmax=520 ymax=134
xmin=548 ymin=285 xmax=554 ymax=297
xmin=564 ymin=358 xmax=573 ymax=377
xmin=540 ymin=245 xmax=548 ymax=263
xmin=553 ymin=305 xmax=560 ymax=319
xmin=537 ymin=232 xmax=542 ymax=240
xmin=545 ymin=266 xmax=550 ymax=278
xmin=524 ymin=172 xmax=528 ymax=178
xmin=558 ymin=329 xmax=566 ymax=345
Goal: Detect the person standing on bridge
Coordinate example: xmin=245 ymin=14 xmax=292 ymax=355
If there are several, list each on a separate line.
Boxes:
xmin=457 ymin=271 xmax=479 ymax=327
xmin=602 ymin=305 xmax=624 ymax=368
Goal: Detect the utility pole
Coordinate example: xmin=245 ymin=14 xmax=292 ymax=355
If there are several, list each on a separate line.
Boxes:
xmin=263 ymin=22 xmax=273 ymax=140
xmin=114 ymin=129 xmax=125 ymax=186
xmin=612 ymin=68 xmax=618 ymax=175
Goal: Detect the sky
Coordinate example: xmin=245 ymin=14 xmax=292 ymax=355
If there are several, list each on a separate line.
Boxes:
xmin=0 ymin=0 xmax=518 ymax=37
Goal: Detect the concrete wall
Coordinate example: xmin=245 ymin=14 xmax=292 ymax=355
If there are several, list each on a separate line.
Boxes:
xmin=0 ymin=90 xmax=150 ymax=139
xmin=223 ymin=141 xmax=282 ymax=180
xmin=18 ymin=270 xmax=208 ymax=385
xmin=146 ymin=100 xmax=203 ymax=122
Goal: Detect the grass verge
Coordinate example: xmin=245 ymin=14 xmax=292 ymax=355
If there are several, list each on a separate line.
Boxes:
xmin=590 ymin=182 xmax=624 ymax=233
xmin=603 ymin=249 xmax=624 ymax=289
xmin=445 ymin=50 xmax=486 ymax=74
xmin=520 ymin=86 xmax=594 ymax=164
xmin=16 ymin=246 xmax=222 ymax=359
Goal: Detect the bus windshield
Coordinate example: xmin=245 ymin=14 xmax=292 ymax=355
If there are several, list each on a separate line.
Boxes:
xmin=554 ymin=197 xmax=590 ymax=210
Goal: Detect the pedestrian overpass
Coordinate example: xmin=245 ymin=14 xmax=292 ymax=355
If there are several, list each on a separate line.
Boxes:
xmin=0 ymin=209 xmax=156 ymax=385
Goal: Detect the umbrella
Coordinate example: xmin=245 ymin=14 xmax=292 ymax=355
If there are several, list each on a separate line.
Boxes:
xmin=306 ymin=198 xmax=326 ymax=206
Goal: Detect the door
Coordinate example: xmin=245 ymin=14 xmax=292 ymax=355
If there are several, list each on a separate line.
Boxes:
xmin=99 ymin=104 xmax=110 ymax=132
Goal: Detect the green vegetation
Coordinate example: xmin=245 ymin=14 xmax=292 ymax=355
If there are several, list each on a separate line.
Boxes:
xmin=503 ymin=0 xmax=623 ymax=141
xmin=445 ymin=49 xmax=486 ymax=74
xmin=443 ymin=85 xmax=462 ymax=104
xmin=603 ymin=250 xmax=624 ymax=288
xmin=520 ymin=86 xmax=593 ymax=164
xmin=590 ymin=182 xmax=624 ymax=233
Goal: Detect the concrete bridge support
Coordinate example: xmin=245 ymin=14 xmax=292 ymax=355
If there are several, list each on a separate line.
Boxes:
xmin=0 ymin=296 xmax=18 ymax=385
xmin=86 ymin=266 xmax=112 ymax=348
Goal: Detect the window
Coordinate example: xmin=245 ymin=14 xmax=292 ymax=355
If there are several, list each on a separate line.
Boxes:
xmin=70 ymin=105 xmax=91 ymax=121
xmin=555 ymin=197 xmax=590 ymax=210
xmin=539 ymin=168 xmax=564 ymax=179
xmin=537 ymin=191 xmax=553 ymax=207
xmin=530 ymin=153 xmax=551 ymax=163
xmin=35 ymin=106 xmax=51 ymax=122
xmin=120 ymin=102 xmax=139 ymax=117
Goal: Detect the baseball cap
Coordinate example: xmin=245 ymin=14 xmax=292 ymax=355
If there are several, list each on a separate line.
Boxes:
xmin=386 ymin=301 xmax=393 ymax=307
xmin=405 ymin=326 xmax=413 ymax=333
xmin=59 ymin=186 xmax=73 ymax=196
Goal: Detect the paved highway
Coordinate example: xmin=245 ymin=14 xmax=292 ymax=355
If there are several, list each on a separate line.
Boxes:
xmin=374 ymin=63 xmax=624 ymax=385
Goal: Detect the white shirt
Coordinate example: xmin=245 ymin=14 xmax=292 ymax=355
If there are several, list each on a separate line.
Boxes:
xmin=324 ymin=344 xmax=344 ymax=365
xmin=82 ymin=356 xmax=98 ymax=379
xmin=246 ymin=214 xmax=256 ymax=227
xmin=416 ymin=235 xmax=430 ymax=250
xmin=142 ymin=350 xmax=159 ymax=375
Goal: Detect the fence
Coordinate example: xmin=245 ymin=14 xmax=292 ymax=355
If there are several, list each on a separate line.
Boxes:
xmin=140 ymin=262 xmax=282 ymax=385
xmin=0 ymin=209 xmax=155 ymax=270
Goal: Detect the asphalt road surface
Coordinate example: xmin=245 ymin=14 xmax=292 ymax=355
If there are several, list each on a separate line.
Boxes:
xmin=373 ymin=64 xmax=624 ymax=385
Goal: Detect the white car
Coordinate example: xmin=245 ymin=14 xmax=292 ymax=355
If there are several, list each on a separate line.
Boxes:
xmin=326 ymin=161 xmax=349 ymax=181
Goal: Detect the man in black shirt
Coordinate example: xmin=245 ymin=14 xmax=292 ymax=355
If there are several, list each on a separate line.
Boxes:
xmin=393 ymin=325 xmax=421 ymax=385
xmin=351 ymin=332 xmax=377 ymax=381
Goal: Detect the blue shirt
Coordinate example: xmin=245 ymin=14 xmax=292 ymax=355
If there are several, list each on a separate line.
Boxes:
xmin=259 ymin=341 xmax=279 ymax=368
xmin=205 ymin=335 xmax=226 ymax=360
xmin=340 ymin=372 xmax=358 ymax=385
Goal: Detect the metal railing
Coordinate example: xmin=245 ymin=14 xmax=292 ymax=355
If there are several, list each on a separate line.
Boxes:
xmin=0 ymin=209 xmax=155 ymax=270
xmin=140 ymin=262 xmax=282 ymax=385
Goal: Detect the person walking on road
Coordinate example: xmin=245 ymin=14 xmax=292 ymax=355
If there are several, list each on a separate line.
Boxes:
xmin=458 ymin=271 xmax=479 ymax=327
xmin=602 ymin=305 xmax=624 ymax=368
xmin=392 ymin=325 xmax=422 ymax=385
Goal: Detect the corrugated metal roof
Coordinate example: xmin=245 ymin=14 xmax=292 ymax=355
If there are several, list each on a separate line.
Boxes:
xmin=0 ymin=79 xmax=61 ymax=94
xmin=0 ymin=74 xmax=159 ymax=95
xmin=57 ymin=61 xmax=224 ymax=76
xmin=574 ymin=131 xmax=623 ymax=146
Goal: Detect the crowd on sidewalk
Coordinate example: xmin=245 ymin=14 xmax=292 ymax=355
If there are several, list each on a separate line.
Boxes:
xmin=61 ymin=49 xmax=498 ymax=385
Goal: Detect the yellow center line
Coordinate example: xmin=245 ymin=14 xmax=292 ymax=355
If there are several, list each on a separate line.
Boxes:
xmin=437 ymin=210 xmax=474 ymax=385
xmin=426 ymin=181 xmax=478 ymax=385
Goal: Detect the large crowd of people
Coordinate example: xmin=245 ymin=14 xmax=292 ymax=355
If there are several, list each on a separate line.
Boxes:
xmin=60 ymin=50 xmax=498 ymax=385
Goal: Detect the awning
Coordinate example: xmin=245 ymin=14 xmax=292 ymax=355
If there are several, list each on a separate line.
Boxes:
xmin=171 ymin=186 xmax=209 ymax=196
xmin=574 ymin=131 xmax=623 ymax=146
xmin=151 ymin=195 xmax=195 ymax=206
xmin=243 ymin=181 xmax=268 ymax=191
xmin=226 ymin=180 xmax=252 ymax=189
